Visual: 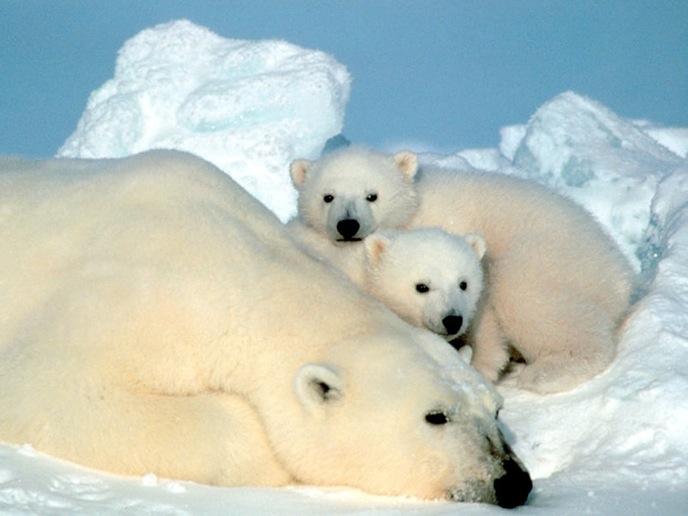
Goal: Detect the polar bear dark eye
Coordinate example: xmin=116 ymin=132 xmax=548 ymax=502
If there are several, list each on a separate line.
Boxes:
xmin=425 ymin=411 xmax=450 ymax=425
xmin=459 ymin=281 xmax=468 ymax=291
xmin=323 ymin=194 xmax=334 ymax=203
xmin=366 ymin=193 xmax=378 ymax=202
xmin=415 ymin=283 xmax=430 ymax=294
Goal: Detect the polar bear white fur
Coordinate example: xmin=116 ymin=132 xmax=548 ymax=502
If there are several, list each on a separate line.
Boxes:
xmin=289 ymin=222 xmax=487 ymax=342
xmin=0 ymin=150 xmax=532 ymax=507
xmin=290 ymin=149 xmax=418 ymax=243
xmin=289 ymin=146 xmax=636 ymax=394
xmin=364 ymin=228 xmax=486 ymax=342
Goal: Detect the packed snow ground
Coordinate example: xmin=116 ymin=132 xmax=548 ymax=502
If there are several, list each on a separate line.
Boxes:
xmin=3 ymin=20 xmax=687 ymax=514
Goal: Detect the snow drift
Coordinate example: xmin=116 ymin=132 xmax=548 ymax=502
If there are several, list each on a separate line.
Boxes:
xmin=3 ymin=19 xmax=688 ymax=514
xmin=58 ymin=19 xmax=350 ymax=222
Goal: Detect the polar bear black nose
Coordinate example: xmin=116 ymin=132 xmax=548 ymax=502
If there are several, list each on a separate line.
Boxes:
xmin=493 ymin=457 xmax=533 ymax=508
xmin=442 ymin=315 xmax=463 ymax=335
xmin=337 ymin=219 xmax=360 ymax=240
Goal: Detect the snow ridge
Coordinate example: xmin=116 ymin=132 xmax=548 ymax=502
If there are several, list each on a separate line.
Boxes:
xmin=58 ymin=19 xmax=351 ymax=222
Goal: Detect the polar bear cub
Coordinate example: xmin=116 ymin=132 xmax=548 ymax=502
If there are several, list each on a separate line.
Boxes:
xmin=288 ymin=222 xmax=487 ymax=342
xmin=364 ymin=228 xmax=486 ymax=341
xmin=290 ymin=148 xmax=418 ymax=243
xmin=289 ymin=146 xmax=636 ymax=394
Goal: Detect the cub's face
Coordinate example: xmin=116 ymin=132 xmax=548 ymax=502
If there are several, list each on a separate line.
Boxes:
xmin=290 ymin=148 xmax=419 ymax=242
xmin=364 ymin=229 xmax=486 ymax=341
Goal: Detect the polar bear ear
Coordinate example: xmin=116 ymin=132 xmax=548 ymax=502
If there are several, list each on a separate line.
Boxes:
xmin=464 ymin=233 xmax=487 ymax=260
xmin=364 ymin=233 xmax=391 ymax=270
xmin=295 ymin=364 xmax=345 ymax=414
xmin=290 ymin=159 xmax=312 ymax=189
xmin=393 ymin=151 xmax=419 ymax=183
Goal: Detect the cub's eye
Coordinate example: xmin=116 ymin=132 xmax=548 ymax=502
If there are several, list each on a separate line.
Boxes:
xmin=323 ymin=194 xmax=334 ymax=203
xmin=459 ymin=281 xmax=468 ymax=291
xmin=366 ymin=193 xmax=378 ymax=202
xmin=415 ymin=283 xmax=430 ymax=294
xmin=425 ymin=411 xmax=450 ymax=426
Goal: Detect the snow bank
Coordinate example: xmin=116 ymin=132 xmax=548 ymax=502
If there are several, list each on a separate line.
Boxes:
xmin=4 ymin=20 xmax=688 ymax=515
xmin=58 ymin=19 xmax=351 ymax=221
xmin=496 ymin=162 xmax=688 ymax=514
xmin=500 ymin=92 xmax=683 ymax=270
xmin=449 ymin=92 xmax=688 ymax=514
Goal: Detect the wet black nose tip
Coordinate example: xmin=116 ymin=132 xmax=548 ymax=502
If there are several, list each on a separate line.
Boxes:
xmin=442 ymin=315 xmax=463 ymax=335
xmin=337 ymin=219 xmax=360 ymax=239
xmin=493 ymin=458 xmax=533 ymax=508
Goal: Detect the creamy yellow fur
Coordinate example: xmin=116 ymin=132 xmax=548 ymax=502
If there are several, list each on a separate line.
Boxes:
xmin=0 ymin=150 xmax=529 ymax=505
xmin=412 ymin=167 xmax=635 ymax=392
xmin=288 ymin=147 xmax=636 ymax=393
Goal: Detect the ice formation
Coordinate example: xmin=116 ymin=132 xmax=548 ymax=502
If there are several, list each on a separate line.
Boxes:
xmin=58 ymin=19 xmax=351 ymax=221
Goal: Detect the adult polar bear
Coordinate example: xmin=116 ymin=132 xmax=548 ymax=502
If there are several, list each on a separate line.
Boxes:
xmin=0 ymin=150 xmax=531 ymax=507
xmin=289 ymin=147 xmax=636 ymax=394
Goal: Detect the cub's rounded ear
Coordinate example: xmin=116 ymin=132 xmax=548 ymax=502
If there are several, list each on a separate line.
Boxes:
xmin=364 ymin=233 xmax=391 ymax=270
xmin=290 ymin=159 xmax=312 ymax=189
xmin=294 ymin=363 xmax=345 ymax=414
xmin=464 ymin=233 xmax=487 ymax=260
xmin=393 ymin=151 xmax=419 ymax=183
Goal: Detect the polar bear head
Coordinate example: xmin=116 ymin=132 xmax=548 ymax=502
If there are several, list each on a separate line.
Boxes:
xmin=280 ymin=328 xmax=531 ymax=507
xmin=363 ymin=228 xmax=486 ymax=341
xmin=290 ymin=147 xmax=419 ymax=242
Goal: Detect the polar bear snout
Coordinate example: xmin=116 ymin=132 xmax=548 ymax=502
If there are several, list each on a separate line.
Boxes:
xmin=448 ymin=434 xmax=532 ymax=507
xmin=325 ymin=198 xmax=377 ymax=242
xmin=336 ymin=218 xmax=362 ymax=241
xmin=425 ymin=306 xmax=467 ymax=339
xmin=493 ymin=455 xmax=533 ymax=508
xmin=442 ymin=314 xmax=463 ymax=336
xmin=490 ymin=438 xmax=532 ymax=508
xmin=449 ymin=453 xmax=532 ymax=508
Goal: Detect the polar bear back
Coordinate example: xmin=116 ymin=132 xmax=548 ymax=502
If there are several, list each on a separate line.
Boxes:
xmin=0 ymin=151 xmax=293 ymax=352
xmin=412 ymin=167 xmax=634 ymax=318
xmin=1 ymin=151 xmax=397 ymax=385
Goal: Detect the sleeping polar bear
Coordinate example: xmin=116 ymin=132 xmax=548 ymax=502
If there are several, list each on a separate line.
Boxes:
xmin=0 ymin=150 xmax=531 ymax=507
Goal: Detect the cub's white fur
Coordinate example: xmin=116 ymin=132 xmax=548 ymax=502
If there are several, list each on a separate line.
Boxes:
xmin=288 ymin=146 xmax=636 ymax=393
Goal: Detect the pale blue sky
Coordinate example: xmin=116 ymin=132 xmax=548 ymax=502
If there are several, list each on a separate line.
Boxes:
xmin=1 ymin=0 xmax=686 ymax=157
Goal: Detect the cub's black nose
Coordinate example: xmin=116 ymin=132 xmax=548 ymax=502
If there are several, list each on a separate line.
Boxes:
xmin=442 ymin=315 xmax=463 ymax=335
xmin=493 ymin=458 xmax=533 ymax=508
xmin=337 ymin=219 xmax=360 ymax=240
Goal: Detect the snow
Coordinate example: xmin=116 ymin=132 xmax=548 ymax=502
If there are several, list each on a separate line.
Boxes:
xmin=4 ymin=19 xmax=688 ymax=514
xmin=57 ymin=19 xmax=350 ymax=223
